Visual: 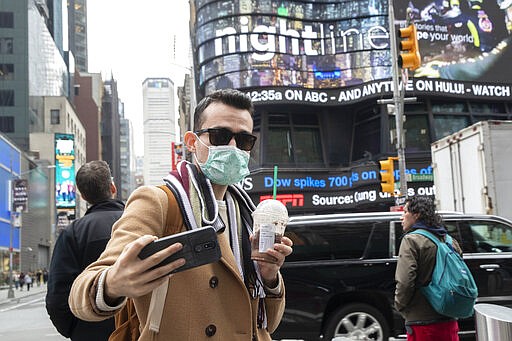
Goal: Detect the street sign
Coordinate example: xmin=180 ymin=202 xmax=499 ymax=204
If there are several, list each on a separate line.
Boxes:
xmin=12 ymin=212 xmax=22 ymax=228
xmin=12 ymin=179 xmax=29 ymax=212
xmin=410 ymin=174 xmax=434 ymax=182
xmin=395 ymin=195 xmax=406 ymax=206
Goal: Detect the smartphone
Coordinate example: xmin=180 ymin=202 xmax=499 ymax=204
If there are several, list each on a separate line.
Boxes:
xmin=138 ymin=226 xmax=221 ymax=274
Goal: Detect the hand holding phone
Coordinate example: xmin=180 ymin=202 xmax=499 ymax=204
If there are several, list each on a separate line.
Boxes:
xmin=138 ymin=226 xmax=221 ymax=274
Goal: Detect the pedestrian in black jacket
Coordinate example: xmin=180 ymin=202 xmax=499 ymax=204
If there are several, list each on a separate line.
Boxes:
xmin=46 ymin=160 xmax=125 ymax=341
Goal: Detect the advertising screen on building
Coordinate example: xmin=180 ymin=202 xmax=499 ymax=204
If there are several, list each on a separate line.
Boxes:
xmin=396 ymin=0 xmax=511 ymax=83
xmin=55 ymin=133 xmax=76 ymax=208
xmin=239 ymin=160 xmax=435 ymax=214
xmin=193 ymin=0 xmax=511 ymax=103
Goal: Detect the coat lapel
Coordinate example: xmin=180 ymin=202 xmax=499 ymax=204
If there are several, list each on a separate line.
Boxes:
xmin=216 ymin=229 xmax=243 ymax=279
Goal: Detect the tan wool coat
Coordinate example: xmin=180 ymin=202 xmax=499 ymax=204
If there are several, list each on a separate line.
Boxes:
xmin=69 ymin=186 xmax=286 ymax=340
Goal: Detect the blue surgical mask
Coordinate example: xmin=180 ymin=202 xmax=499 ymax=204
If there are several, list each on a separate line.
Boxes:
xmin=195 ymin=136 xmax=250 ymax=185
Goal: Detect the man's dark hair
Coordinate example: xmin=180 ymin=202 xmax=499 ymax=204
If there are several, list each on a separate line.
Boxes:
xmin=76 ymin=160 xmax=112 ymax=205
xmin=193 ymin=89 xmax=254 ymax=130
xmin=406 ymin=196 xmax=443 ymax=227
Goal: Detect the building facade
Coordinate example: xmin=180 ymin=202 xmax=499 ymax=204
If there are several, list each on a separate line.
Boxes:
xmin=101 ymin=77 xmax=122 ymax=198
xmin=177 ymin=73 xmax=193 ymax=139
xmin=30 ymin=95 xmax=87 ymax=237
xmin=142 ymin=78 xmax=176 ymax=185
xmin=120 ymin=112 xmax=136 ymax=201
xmin=134 ymin=155 xmax=144 ymax=187
xmin=67 ymin=0 xmax=87 ymax=72
xmin=0 ymin=0 xmax=71 ymax=151
xmin=73 ymin=72 xmax=103 ymax=161
xmin=0 ymin=0 xmax=82 ymax=277
xmin=0 ymin=133 xmax=55 ymax=278
xmin=190 ymin=0 xmax=512 ymax=214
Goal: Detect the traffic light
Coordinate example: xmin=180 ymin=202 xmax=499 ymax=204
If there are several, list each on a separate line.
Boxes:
xmin=398 ymin=24 xmax=421 ymax=70
xmin=379 ymin=157 xmax=395 ymax=194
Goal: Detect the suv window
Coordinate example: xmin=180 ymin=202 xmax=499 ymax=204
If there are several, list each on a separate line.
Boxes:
xmin=445 ymin=221 xmax=465 ymax=248
xmin=394 ymin=220 xmax=471 ymax=254
xmin=285 ymin=221 xmax=389 ymax=261
xmin=397 ymin=219 xmax=512 ymax=254
xmin=462 ymin=220 xmax=512 ymax=253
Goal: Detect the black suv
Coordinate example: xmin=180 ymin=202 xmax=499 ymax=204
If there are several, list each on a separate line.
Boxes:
xmin=272 ymin=212 xmax=512 ymax=341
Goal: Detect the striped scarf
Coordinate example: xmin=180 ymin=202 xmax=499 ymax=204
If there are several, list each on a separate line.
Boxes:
xmin=163 ymin=160 xmax=267 ymax=328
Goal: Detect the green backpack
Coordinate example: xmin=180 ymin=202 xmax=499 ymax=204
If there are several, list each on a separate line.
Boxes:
xmin=411 ymin=229 xmax=478 ymax=319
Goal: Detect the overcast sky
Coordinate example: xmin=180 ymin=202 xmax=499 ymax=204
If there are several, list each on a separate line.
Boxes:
xmin=87 ymin=0 xmax=191 ymax=156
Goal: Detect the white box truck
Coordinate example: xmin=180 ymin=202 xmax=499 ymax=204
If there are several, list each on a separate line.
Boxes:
xmin=431 ymin=120 xmax=512 ymax=221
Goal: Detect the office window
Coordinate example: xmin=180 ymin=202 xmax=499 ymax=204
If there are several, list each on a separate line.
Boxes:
xmin=0 ymin=12 xmax=14 ymax=28
xmin=389 ymin=113 xmax=430 ymax=152
xmin=353 ymin=110 xmax=380 ymax=161
xmin=0 ymin=64 xmax=14 ymax=80
xmin=405 ymin=115 xmax=430 ymax=151
xmin=50 ymin=109 xmax=60 ymax=124
xmin=404 ymin=102 xmax=427 ymax=112
xmin=0 ymin=116 xmax=14 ymax=133
xmin=0 ymin=90 xmax=14 ymax=106
xmin=433 ymin=115 xmax=470 ymax=140
xmin=432 ymin=102 xmax=468 ymax=113
xmin=268 ymin=126 xmax=292 ymax=163
xmin=469 ymin=102 xmax=505 ymax=114
xmin=266 ymin=113 xmax=323 ymax=165
xmin=0 ymin=38 xmax=13 ymax=54
xmin=294 ymin=127 xmax=323 ymax=163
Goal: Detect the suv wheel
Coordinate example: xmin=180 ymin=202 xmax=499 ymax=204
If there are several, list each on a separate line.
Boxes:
xmin=323 ymin=303 xmax=389 ymax=341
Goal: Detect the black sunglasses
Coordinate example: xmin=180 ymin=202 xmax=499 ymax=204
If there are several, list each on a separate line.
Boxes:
xmin=195 ymin=128 xmax=257 ymax=151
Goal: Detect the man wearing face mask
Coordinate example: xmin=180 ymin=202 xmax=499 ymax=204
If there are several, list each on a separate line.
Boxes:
xmin=69 ymin=89 xmax=293 ymax=341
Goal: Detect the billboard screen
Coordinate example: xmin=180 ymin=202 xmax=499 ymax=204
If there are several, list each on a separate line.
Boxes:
xmin=55 ymin=133 xmax=76 ymax=208
xmin=238 ymin=160 xmax=435 ymax=214
xmin=193 ymin=0 xmax=511 ymax=103
xmin=397 ymin=0 xmax=511 ymax=83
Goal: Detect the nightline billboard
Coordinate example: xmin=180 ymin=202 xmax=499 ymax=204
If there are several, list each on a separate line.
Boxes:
xmin=193 ymin=0 xmax=511 ymax=102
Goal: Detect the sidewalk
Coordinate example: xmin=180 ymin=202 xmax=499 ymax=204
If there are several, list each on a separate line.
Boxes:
xmin=0 ymin=284 xmax=47 ymax=306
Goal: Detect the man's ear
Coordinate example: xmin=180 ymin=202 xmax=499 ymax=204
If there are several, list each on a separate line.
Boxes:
xmin=110 ymin=182 xmax=117 ymax=197
xmin=184 ymin=131 xmax=197 ymax=153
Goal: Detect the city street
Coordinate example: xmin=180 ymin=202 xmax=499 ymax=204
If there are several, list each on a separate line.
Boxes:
xmin=0 ymin=286 xmax=65 ymax=341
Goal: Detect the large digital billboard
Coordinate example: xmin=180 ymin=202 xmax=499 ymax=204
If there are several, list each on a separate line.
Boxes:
xmin=397 ymin=0 xmax=511 ymax=83
xmin=238 ymin=160 xmax=435 ymax=214
xmin=193 ymin=0 xmax=511 ymax=103
xmin=55 ymin=133 xmax=76 ymax=209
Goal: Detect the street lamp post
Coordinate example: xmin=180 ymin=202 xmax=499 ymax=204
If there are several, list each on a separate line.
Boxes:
xmin=7 ymin=217 xmax=14 ymax=298
xmin=7 ymin=208 xmax=17 ymax=299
